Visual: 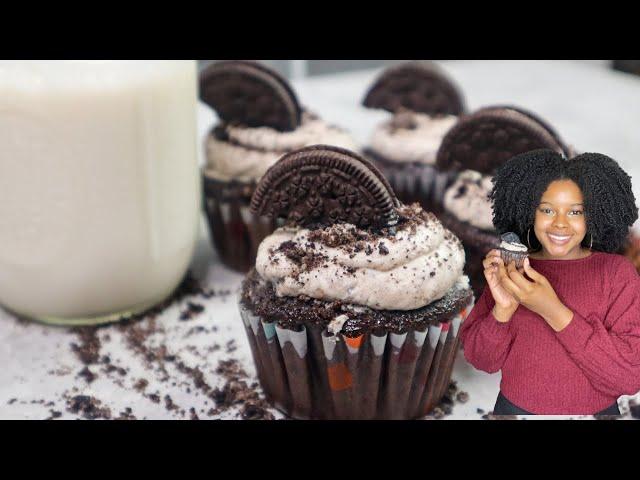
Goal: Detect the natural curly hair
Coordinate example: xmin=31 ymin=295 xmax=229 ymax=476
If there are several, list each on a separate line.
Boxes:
xmin=490 ymin=149 xmax=638 ymax=253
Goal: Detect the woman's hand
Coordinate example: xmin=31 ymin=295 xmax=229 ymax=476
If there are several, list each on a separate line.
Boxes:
xmin=483 ymin=250 xmax=519 ymax=322
xmin=499 ymin=257 xmax=574 ymax=331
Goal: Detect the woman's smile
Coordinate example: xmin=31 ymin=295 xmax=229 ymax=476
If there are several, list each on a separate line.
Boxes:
xmin=546 ymin=232 xmax=573 ymax=246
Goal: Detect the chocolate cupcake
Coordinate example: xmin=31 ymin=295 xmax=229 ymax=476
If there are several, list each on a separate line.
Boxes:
xmin=498 ymin=232 xmax=529 ymax=268
xmin=239 ymin=145 xmax=473 ymax=419
xmin=200 ymin=60 xmax=358 ymax=272
xmin=435 ymin=105 xmax=571 ymax=296
xmin=362 ymin=61 xmax=466 ymax=212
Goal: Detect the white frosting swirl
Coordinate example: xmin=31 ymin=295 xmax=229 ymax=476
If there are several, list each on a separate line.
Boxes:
xmin=369 ymin=112 xmax=457 ymax=165
xmin=255 ymin=211 xmax=466 ymax=311
xmin=204 ymin=113 xmax=359 ymax=182
xmin=443 ymin=170 xmax=495 ymax=231
xmin=500 ymin=240 xmax=528 ymax=252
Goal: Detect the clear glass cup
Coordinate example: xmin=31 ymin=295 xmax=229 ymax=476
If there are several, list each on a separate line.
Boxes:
xmin=0 ymin=60 xmax=200 ymax=325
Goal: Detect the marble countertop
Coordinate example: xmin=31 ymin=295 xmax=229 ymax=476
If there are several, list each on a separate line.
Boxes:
xmin=1 ymin=60 xmax=639 ymax=420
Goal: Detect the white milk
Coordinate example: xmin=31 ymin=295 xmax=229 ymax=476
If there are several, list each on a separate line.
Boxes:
xmin=0 ymin=61 xmax=200 ymax=324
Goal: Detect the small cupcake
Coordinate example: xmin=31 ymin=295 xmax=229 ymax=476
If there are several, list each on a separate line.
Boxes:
xmin=199 ymin=60 xmax=358 ymax=272
xmin=498 ymin=232 xmax=529 ymax=268
xmin=435 ymin=105 xmax=571 ymax=296
xmin=239 ymin=145 xmax=473 ymax=420
xmin=362 ymin=61 xmax=466 ymax=212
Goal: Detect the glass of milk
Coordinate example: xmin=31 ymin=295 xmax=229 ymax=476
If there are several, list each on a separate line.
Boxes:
xmin=0 ymin=60 xmax=200 ymax=325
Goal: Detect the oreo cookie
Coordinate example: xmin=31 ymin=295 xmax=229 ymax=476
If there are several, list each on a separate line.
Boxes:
xmin=435 ymin=106 xmax=568 ymax=175
xmin=199 ymin=60 xmax=302 ymax=132
xmin=501 ymin=232 xmax=522 ymax=244
xmin=362 ymin=61 xmax=466 ymax=116
xmin=250 ymin=145 xmax=400 ymax=230
xmin=476 ymin=105 xmax=571 ymax=157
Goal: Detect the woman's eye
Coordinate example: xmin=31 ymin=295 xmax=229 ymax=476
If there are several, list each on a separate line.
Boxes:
xmin=540 ymin=208 xmax=554 ymax=215
xmin=570 ymin=210 xmax=584 ymax=216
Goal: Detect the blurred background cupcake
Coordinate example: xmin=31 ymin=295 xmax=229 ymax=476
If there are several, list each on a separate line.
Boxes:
xmin=435 ymin=105 xmax=572 ymax=297
xmin=361 ymin=61 xmax=466 ymax=212
xmin=200 ymin=60 xmax=359 ymax=272
xmin=239 ymin=145 xmax=473 ymax=419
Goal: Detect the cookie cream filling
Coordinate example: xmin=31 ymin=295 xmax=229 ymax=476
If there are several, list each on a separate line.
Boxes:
xmin=368 ymin=111 xmax=457 ymax=165
xmin=500 ymin=240 xmax=528 ymax=252
xmin=204 ymin=112 xmax=359 ymax=182
xmin=443 ymin=170 xmax=495 ymax=231
xmin=255 ymin=210 xmax=466 ymax=311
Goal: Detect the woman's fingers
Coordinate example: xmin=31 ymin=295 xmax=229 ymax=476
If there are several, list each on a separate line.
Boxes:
xmin=483 ymin=257 xmax=499 ymax=269
xmin=507 ymin=263 xmax=534 ymax=291
xmin=498 ymin=262 xmax=522 ymax=298
xmin=483 ymin=253 xmax=503 ymax=269
xmin=484 ymin=267 xmax=498 ymax=283
xmin=523 ymin=257 xmax=544 ymax=283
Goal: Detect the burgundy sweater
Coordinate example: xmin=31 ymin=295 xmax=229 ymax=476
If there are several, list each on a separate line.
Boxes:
xmin=460 ymin=252 xmax=640 ymax=414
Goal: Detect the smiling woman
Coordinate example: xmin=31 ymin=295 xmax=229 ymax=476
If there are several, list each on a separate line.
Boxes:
xmin=459 ymin=149 xmax=640 ymax=415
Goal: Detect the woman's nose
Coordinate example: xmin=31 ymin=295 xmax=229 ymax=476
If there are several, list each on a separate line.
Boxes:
xmin=552 ymin=213 xmax=569 ymax=228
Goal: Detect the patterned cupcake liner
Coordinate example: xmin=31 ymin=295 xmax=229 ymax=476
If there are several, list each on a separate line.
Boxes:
xmin=203 ymin=173 xmax=279 ymax=273
xmin=239 ymin=301 xmax=473 ymax=420
xmin=499 ymin=249 xmax=529 ymax=269
xmin=364 ymin=149 xmax=455 ymax=214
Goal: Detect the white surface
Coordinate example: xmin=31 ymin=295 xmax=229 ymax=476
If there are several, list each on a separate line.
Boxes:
xmin=2 ymin=60 xmax=640 ymax=420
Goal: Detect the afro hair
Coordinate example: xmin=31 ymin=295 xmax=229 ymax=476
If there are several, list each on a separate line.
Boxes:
xmin=490 ymin=149 xmax=638 ymax=253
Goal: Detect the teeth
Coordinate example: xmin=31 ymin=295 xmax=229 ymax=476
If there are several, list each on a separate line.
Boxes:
xmin=548 ymin=234 xmax=571 ymax=242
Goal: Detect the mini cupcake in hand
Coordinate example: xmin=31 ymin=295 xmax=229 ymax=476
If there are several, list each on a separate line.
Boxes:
xmin=362 ymin=61 xmax=466 ymax=211
xmin=240 ymin=145 xmax=473 ymax=420
xmin=200 ymin=60 xmax=358 ymax=272
xmin=498 ymin=232 xmax=529 ymax=268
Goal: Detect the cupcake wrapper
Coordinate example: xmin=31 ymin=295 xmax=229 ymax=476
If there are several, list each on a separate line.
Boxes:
xmin=239 ymin=301 xmax=473 ymax=420
xmin=365 ymin=150 xmax=455 ymax=214
xmin=500 ymin=249 xmax=528 ymax=269
xmin=203 ymin=174 xmax=279 ymax=273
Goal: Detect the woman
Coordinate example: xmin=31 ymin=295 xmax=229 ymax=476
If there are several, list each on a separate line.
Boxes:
xmin=460 ymin=149 xmax=640 ymax=415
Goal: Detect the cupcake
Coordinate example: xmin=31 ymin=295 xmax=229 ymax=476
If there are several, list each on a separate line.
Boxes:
xmin=239 ymin=145 xmax=474 ymax=420
xmin=498 ymin=232 xmax=529 ymax=268
xmin=199 ymin=60 xmax=358 ymax=272
xmin=435 ymin=105 xmax=571 ymax=296
xmin=362 ymin=61 xmax=466 ymax=212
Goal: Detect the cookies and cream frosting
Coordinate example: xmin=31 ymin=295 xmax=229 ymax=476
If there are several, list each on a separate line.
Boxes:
xmin=500 ymin=240 xmax=528 ymax=252
xmin=204 ymin=112 xmax=359 ymax=182
xmin=368 ymin=111 xmax=457 ymax=165
xmin=443 ymin=170 xmax=495 ymax=231
xmin=255 ymin=204 xmax=466 ymax=311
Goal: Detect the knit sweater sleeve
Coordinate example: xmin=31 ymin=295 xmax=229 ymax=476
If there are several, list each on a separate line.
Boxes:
xmin=555 ymin=257 xmax=640 ymax=397
xmin=459 ymin=286 xmax=515 ymax=374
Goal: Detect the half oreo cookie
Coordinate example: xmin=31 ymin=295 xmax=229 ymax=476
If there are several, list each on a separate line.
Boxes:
xmin=435 ymin=105 xmax=568 ymax=175
xmin=250 ymin=145 xmax=400 ymax=230
xmin=363 ymin=61 xmax=466 ymax=116
xmin=199 ymin=60 xmax=302 ymax=132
